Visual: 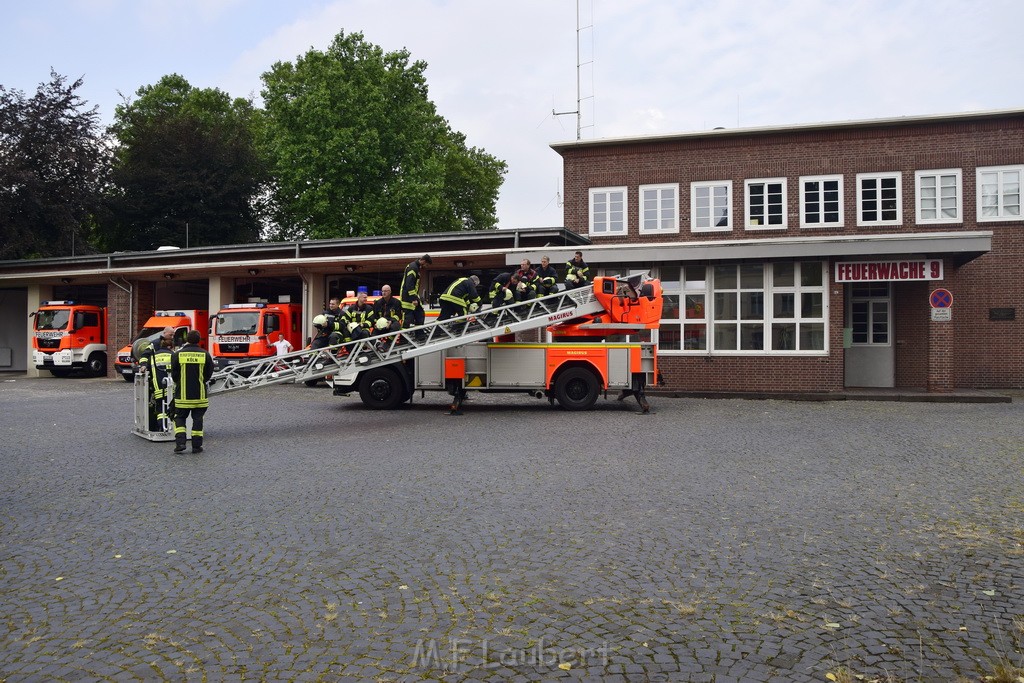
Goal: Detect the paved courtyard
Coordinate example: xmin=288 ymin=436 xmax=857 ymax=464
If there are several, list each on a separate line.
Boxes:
xmin=1 ymin=376 xmax=1022 ymax=682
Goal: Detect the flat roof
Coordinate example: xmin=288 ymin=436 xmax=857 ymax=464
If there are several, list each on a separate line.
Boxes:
xmin=550 ymin=108 xmax=1024 ymax=152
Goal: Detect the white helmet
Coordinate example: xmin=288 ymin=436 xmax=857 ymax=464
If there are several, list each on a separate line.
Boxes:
xmin=566 ymin=273 xmax=578 ymax=283
xmin=517 ymin=281 xmax=527 ymax=292
xmin=313 ymin=314 xmax=327 ymax=329
xmin=468 ymin=302 xmax=479 ymax=313
xmin=375 ymin=317 xmax=390 ymax=330
xmin=347 ymin=321 xmax=359 ymax=333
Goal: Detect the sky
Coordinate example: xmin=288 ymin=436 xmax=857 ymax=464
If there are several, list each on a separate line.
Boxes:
xmin=3 ymin=0 xmax=1023 ymax=230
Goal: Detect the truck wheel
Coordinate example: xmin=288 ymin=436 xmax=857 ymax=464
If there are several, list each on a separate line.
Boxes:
xmin=358 ymin=366 xmax=407 ymax=410
xmin=86 ymin=352 xmax=107 ymax=377
xmin=49 ymin=368 xmax=73 ymax=378
xmin=554 ymin=367 xmax=600 ymax=411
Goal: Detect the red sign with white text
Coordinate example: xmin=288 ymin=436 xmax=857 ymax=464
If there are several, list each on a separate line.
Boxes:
xmin=834 ymin=259 xmax=943 ymax=283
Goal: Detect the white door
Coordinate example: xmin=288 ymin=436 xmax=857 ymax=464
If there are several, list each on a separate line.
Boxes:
xmin=844 ymin=283 xmax=894 ymax=388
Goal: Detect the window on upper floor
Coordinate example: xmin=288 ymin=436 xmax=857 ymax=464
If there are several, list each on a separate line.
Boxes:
xmin=691 ymin=181 xmax=732 ymax=232
xmin=856 ymin=172 xmax=902 ymax=226
xmin=977 ymin=165 xmax=1023 ymax=222
xmin=639 ymin=184 xmax=679 ymax=234
xmin=589 ymin=187 xmax=627 ymax=236
xmin=915 ymin=169 xmax=961 ymax=224
xmin=744 ymin=178 xmax=787 ymax=230
xmin=799 ymin=175 xmax=843 ymax=228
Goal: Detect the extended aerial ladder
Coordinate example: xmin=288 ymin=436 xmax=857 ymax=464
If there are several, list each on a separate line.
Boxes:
xmin=132 ymin=282 xmax=615 ymax=439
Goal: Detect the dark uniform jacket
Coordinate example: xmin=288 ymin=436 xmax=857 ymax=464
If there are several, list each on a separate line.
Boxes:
xmin=343 ymin=302 xmax=375 ymax=336
xmin=401 ymin=260 xmax=423 ymax=312
xmin=171 ymin=343 xmax=214 ymax=409
xmin=372 ymin=295 xmax=404 ymax=326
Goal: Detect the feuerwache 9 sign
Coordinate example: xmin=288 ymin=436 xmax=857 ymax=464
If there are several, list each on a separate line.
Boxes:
xmin=834 ymin=259 xmax=944 ymax=282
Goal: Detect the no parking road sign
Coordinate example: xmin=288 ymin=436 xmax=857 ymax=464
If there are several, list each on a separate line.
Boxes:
xmin=930 ymin=288 xmax=953 ymax=308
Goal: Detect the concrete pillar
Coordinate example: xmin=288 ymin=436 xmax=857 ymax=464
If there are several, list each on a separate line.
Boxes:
xmin=208 ymin=276 xmax=233 ymax=319
xmin=304 ymin=271 xmax=327 ymax=343
xmin=24 ymin=284 xmax=53 ymax=377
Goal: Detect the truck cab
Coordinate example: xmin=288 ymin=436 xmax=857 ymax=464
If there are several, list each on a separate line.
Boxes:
xmin=30 ymin=301 xmax=108 ymax=377
xmin=114 ymin=310 xmax=210 ymax=381
xmin=211 ymin=302 xmax=303 ymax=371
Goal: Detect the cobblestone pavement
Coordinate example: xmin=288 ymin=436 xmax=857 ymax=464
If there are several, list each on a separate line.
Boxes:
xmin=1 ymin=376 xmax=1022 ymax=682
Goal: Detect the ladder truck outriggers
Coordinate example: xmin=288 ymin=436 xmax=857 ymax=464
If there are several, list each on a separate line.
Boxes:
xmin=132 ymin=274 xmax=662 ymax=440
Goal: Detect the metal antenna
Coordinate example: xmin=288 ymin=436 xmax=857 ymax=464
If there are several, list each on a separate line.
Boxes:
xmin=553 ymin=0 xmax=593 ymax=140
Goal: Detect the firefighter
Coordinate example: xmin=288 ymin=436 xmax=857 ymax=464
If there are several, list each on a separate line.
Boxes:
xmin=171 ymin=330 xmax=214 ymax=454
xmin=438 ymin=275 xmax=481 ymax=321
xmin=372 ymin=284 xmax=403 ymax=335
xmin=488 ymin=271 xmax=519 ymax=308
xmin=513 ymin=258 xmax=539 ymax=302
xmin=137 ymin=333 xmax=174 ymax=432
xmin=321 ymin=297 xmax=344 ymax=338
xmin=400 ymin=254 xmax=431 ymax=331
xmin=565 ymin=250 xmax=590 ymax=289
xmin=309 ymin=315 xmax=340 ymax=350
xmin=343 ymin=291 xmax=375 ymax=341
xmin=535 ymin=256 xmax=559 ymax=296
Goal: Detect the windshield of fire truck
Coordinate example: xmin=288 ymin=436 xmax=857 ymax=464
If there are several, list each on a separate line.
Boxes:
xmin=35 ymin=309 xmax=71 ymax=330
xmin=215 ymin=312 xmax=259 ymax=335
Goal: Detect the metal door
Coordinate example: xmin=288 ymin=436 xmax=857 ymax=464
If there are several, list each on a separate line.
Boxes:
xmin=844 ymin=283 xmax=894 ymax=387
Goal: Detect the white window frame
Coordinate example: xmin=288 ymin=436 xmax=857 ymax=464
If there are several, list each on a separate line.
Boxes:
xmin=657 ymin=262 xmax=828 ymax=356
xmin=639 ymin=183 xmax=680 ymax=234
xmin=799 ymin=175 xmax=844 ymax=228
xmin=915 ymin=169 xmax=962 ymax=225
xmin=744 ymin=178 xmax=788 ymax=230
xmin=856 ymin=172 xmax=902 ymax=227
xmin=588 ymin=187 xmax=627 ymax=236
xmin=690 ymin=180 xmax=732 ymax=233
xmin=976 ymin=165 xmax=1023 ymax=222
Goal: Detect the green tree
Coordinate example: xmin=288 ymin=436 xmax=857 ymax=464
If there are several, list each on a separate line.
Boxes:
xmin=99 ymin=74 xmax=265 ymax=251
xmin=259 ymin=31 xmax=506 ymax=240
xmin=0 ymin=71 xmax=109 ymax=259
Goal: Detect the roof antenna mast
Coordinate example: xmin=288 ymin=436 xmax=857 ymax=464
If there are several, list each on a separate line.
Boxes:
xmin=553 ymin=0 xmax=593 ymax=140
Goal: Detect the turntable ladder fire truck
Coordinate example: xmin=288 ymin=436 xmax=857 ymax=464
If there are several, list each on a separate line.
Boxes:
xmin=132 ymin=275 xmax=662 ymax=440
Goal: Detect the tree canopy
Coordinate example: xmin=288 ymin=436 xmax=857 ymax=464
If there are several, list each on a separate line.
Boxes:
xmin=0 ymin=71 xmax=109 ymax=259
xmin=259 ymin=31 xmax=506 ymax=240
xmin=97 ymin=74 xmax=265 ymax=251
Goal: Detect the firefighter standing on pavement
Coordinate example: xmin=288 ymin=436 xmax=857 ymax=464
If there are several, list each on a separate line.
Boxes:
xmin=171 ymin=330 xmax=214 ymax=454
xmin=138 ymin=328 xmax=176 ymax=431
xmin=438 ymin=275 xmax=481 ymax=320
xmin=401 ymin=254 xmax=431 ymax=330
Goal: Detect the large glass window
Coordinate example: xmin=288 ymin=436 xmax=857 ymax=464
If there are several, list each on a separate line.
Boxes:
xmin=977 ymin=166 xmax=1023 ymax=222
xmin=857 ymin=172 xmax=902 ymax=226
xmin=691 ymin=181 xmax=732 ymax=232
xmin=589 ymin=187 xmax=627 ymax=236
xmin=916 ymin=169 xmax=961 ymax=224
xmin=745 ymin=178 xmax=787 ymax=230
xmin=657 ymin=262 xmax=827 ymax=354
xmin=639 ymin=184 xmax=679 ymax=234
xmin=800 ymin=175 xmax=843 ymax=228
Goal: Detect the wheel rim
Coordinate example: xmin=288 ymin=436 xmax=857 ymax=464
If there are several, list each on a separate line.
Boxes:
xmin=566 ymin=378 xmax=589 ymax=401
xmin=368 ymin=378 xmax=393 ymax=402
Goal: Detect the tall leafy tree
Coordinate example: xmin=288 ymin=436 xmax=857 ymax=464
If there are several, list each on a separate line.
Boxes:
xmin=0 ymin=71 xmax=109 ymax=259
xmin=99 ymin=74 xmax=265 ymax=251
xmin=260 ymin=31 xmax=506 ymax=240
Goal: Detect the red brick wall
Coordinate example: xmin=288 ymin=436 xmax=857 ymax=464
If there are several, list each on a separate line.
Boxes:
xmin=557 ymin=115 xmax=1024 ymax=390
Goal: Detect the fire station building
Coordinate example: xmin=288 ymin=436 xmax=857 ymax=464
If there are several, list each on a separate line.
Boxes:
xmin=1 ymin=108 xmax=1021 ymax=395
xmin=538 ymin=108 xmax=1023 ymax=393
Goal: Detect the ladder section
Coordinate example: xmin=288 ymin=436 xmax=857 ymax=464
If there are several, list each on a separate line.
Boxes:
xmin=207 ymin=285 xmax=604 ymax=395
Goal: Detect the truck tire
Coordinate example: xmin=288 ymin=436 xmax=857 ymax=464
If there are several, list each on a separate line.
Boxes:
xmin=86 ymin=352 xmax=107 ymax=377
xmin=554 ymin=366 xmax=600 ymax=411
xmin=358 ymin=366 xmax=406 ymax=410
